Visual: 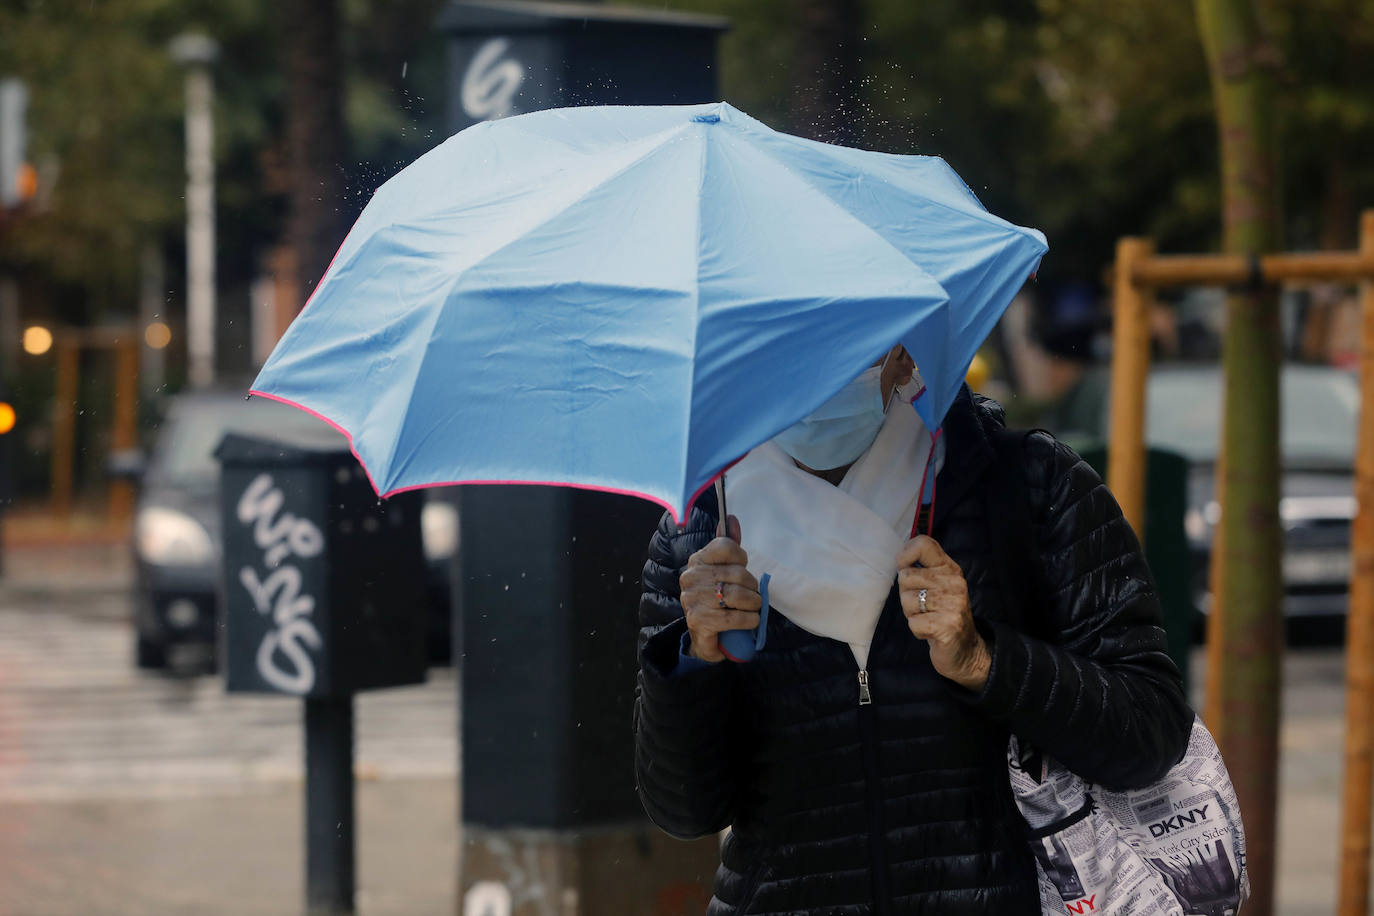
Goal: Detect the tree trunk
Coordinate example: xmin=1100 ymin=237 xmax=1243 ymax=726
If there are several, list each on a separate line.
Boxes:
xmin=1194 ymin=2 xmax=1282 ymax=914
xmin=788 ymin=0 xmax=863 ymax=145
xmin=282 ymin=0 xmax=349 ymax=315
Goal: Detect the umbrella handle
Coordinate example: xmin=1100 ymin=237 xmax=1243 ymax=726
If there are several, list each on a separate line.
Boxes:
xmin=714 ymin=474 xmax=729 ymax=534
xmin=720 ymin=574 xmax=769 ymax=663
xmin=715 ymin=472 xmax=768 ymax=662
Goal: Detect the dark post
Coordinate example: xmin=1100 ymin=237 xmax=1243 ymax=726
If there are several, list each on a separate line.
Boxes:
xmin=306 ymin=695 xmax=356 ymax=914
xmin=437 ymin=4 xmax=729 ymax=912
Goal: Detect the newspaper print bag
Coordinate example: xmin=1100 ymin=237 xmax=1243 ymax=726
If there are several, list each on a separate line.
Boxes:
xmin=1009 ymin=715 xmax=1249 ymax=916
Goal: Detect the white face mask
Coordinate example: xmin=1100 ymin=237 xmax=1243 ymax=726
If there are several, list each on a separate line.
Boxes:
xmin=773 ymin=364 xmax=889 ymax=471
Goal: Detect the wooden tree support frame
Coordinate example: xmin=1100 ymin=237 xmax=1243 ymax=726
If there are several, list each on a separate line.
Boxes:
xmin=48 ymin=326 xmax=140 ymax=523
xmin=1108 ymin=210 xmax=1374 ymax=916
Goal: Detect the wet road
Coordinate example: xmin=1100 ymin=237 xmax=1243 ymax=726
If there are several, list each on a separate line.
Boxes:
xmin=0 ymin=590 xmax=457 ymax=915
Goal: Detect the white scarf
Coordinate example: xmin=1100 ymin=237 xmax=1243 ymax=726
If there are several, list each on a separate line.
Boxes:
xmin=725 ymin=381 xmax=941 ymax=668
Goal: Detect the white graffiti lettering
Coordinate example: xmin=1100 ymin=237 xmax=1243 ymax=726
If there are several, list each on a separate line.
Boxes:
xmin=256 ymin=618 xmax=324 ymax=694
xmin=238 ymin=564 xmax=315 ymax=624
xmin=236 ymin=473 xmax=325 ymax=694
xmin=461 ymin=37 xmax=523 ymax=121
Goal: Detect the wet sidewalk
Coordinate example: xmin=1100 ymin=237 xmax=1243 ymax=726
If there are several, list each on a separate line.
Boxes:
xmin=0 ymin=569 xmax=459 ymax=916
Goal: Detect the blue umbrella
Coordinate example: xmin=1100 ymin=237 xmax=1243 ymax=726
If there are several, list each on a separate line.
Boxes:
xmin=252 ymin=101 xmax=1046 ymax=527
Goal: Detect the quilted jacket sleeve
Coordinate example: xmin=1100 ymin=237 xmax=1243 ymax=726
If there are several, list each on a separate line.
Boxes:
xmin=968 ymin=432 xmax=1193 ymax=791
xmin=633 ymin=505 xmax=743 ymax=839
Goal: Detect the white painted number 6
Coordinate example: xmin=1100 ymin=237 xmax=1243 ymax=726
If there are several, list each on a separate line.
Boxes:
xmin=461 ymin=37 xmax=523 ymax=121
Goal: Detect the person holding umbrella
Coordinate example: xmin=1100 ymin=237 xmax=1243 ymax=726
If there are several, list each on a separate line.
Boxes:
xmin=633 ymin=345 xmax=1193 ymax=914
xmin=241 ymin=98 xmax=1190 ymax=912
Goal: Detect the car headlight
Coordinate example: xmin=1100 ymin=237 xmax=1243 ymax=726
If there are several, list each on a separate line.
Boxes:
xmin=136 ymin=507 xmax=215 ymax=567
xmin=1185 ymin=507 xmax=1208 ymax=542
xmin=1185 ymin=501 xmax=1222 ymax=543
xmin=421 ymin=500 xmax=459 ymax=562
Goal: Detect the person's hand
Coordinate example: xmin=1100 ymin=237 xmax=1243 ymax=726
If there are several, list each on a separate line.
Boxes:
xmin=897 ymin=535 xmax=991 ymax=690
xmin=679 ymin=515 xmax=762 ymax=663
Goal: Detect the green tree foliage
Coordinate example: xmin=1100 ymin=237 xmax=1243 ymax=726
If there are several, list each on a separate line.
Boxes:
xmin=0 ymin=0 xmax=443 ymax=327
xmin=1262 ymin=0 xmax=1374 ymax=248
xmin=0 ymin=0 xmax=186 ymax=317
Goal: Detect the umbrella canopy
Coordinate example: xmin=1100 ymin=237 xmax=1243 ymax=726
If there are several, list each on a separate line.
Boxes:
xmin=252 ymin=101 xmax=1046 ymax=523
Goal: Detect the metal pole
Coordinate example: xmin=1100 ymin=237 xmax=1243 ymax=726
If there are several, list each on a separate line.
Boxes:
xmin=1107 ymin=237 xmax=1155 ymax=536
xmin=1338 ymin=209 xmax=1374 ymax=915
xmin=305 ymin=694 xmax=355 ymax=915
xmin=172 ymin=34 xmax=218 ymax=389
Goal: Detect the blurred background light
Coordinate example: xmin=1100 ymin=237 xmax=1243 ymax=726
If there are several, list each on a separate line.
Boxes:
xmin=145 ymin=321 xmax=172 ymax=350
xmin=22 ymin=324 xmax=52 ymax=355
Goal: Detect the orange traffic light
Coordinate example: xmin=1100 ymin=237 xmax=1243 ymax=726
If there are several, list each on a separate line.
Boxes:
xmin=15 ymin=162 xmax=36 ymax=202
xmin=0 ymin=402 xmax=14 ymax=435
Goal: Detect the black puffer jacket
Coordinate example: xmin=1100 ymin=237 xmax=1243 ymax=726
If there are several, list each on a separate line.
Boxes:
xmin=633 ymin=388 xmax=1193 ymax=915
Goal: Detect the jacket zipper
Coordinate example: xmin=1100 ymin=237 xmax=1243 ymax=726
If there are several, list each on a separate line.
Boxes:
xmin=857 ymin=668 xmax=893 ymax=915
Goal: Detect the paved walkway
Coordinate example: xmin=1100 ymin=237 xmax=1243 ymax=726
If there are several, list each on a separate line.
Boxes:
xmin=0 ymin=592 xmax=458 ymax=916
xmin=0 ymin=779 xmax=457 ymax=916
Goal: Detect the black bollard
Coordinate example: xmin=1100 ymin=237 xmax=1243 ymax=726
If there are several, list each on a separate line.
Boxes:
xmin=216 ymin=428 xmax=428 ymax=916
xmin=305 ymin=695 xmax=356 ymax=915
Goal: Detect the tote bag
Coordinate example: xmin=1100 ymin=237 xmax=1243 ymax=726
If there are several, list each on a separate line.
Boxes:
xmin=985 ymin=427 xmax=1248 ymax=915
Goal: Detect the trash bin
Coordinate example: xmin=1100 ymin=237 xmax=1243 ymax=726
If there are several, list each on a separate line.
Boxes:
xmin=216 ymin=429 xmax=429 ymax=695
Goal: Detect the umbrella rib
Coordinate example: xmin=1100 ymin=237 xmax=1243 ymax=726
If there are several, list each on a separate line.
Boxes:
xmin=681 ymin=119 xmax=710 ymax=519
xmin=708 ymin=134 xmax=938 ymax=288
xmin=380 ymin=122 xmax=700 ymax=490
xmin=739 ymin=130 xmax=1045 ymax=251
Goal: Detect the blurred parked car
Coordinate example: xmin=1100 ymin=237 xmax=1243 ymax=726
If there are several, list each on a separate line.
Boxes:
xmin=116 ymin=390 xmax=457 ymax=670
xmin=1058 ymin=363 xmax=1356 ymax=622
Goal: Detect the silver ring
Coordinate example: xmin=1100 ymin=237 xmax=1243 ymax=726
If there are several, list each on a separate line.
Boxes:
xmin=918 ymin=588 xmax=928 ymax=613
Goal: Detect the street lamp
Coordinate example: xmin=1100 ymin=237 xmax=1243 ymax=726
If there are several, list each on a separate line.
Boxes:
xmin=169 ymin=33 xmax=218 ymax=389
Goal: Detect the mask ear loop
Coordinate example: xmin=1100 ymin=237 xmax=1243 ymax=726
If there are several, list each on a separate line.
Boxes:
xmin=910 ymin=429 xmax=941 ymax=539
xmin=907 ymin=381 xmax=939 ymax=539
